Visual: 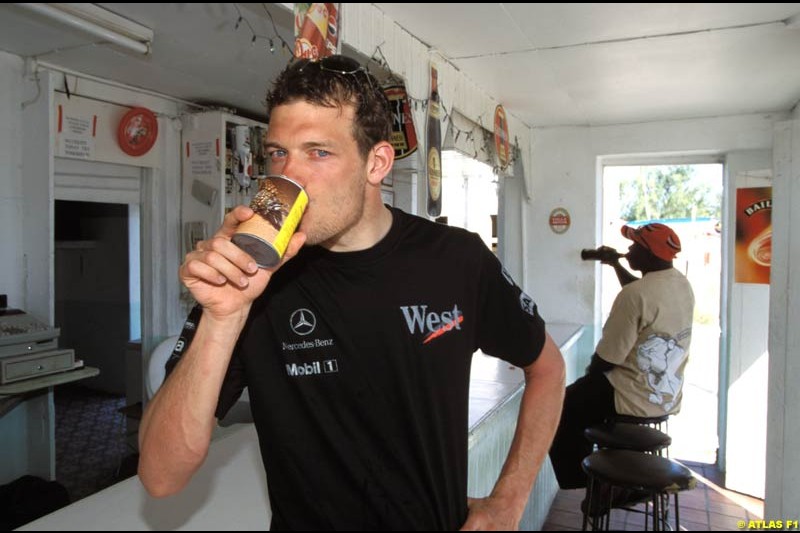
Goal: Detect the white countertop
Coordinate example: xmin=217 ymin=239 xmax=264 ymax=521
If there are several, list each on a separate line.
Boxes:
xmin=468 ymin=322 xmax=584 ymax=429
xmin=20 ymin=323 xmax=584 ymax=531
xmin=19 ymin=424 xmax=270 ymax=531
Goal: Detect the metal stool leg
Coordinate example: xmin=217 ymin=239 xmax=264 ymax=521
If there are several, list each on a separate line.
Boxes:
xmin=582 ymin=477 xmax=593 ymax=530
xmin=652 ymin=492 xmax=661 ymax=531
xmin=603 ymin=487 xmax=613 ymax=530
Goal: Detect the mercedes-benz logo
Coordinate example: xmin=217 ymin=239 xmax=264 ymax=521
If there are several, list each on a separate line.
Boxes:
xmin=290 ymin=308 xmax=316 ymax=336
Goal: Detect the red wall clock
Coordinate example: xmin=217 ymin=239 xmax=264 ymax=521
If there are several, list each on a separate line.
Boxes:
xmin=118 ymin=106 xmax=158 ymax=156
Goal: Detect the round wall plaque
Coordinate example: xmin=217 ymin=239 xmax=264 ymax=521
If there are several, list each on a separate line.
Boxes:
xmin=549 ymin=207 xmax=571 ymax=234
xmin=118 ymin=106 xmax=158 ymax=157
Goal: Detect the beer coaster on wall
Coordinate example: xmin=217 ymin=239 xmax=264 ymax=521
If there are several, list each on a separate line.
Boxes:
xmin=384 ymin=84 xmax=418 ymax=160
xmin=549 ymin=207 xmax=571 ymax=234
xmin=117 ymin=107 xmax=158 ymax=157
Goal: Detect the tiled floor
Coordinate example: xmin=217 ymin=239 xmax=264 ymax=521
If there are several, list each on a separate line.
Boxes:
xmin=542 ymin=460 xmax=764 ymax=531
xmin=54 ymin=384 xmax=138 ymax=502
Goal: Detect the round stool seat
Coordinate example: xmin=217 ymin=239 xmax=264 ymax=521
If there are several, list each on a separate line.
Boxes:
xmin=585 ymin=423 xmax=671 ymax=453
xmin=612 ymin=413 xmax=669 ymax=427
xmin=582 ymin=449 xmax=695 ymax=493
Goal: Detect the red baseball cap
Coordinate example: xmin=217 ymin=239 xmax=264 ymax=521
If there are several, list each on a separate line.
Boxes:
xmin=620 ymin=223 xmax=681 ymax=261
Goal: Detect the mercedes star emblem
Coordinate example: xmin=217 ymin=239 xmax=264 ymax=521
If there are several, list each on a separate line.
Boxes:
xmin=290 ymin=308 xmax=316 ymax=336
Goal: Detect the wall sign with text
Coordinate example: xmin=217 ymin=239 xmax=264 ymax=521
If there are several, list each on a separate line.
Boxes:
xmin=735 ymin=187 xmax=771 ymax=284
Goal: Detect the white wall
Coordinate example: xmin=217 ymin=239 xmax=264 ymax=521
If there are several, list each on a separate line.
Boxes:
xmin=723 ymin=153 xmax=772 ymax=497
xmin=526 ymin=113 xmax=787 ymax=326
xmin=767 ymin=119 xmax=800 ymax=520
xmin=0 ymin=52 xmax=25 ymax=310
xmin=0 ymin=50 xmax=187 ymax=484
xmin=0 ymin=53 xmax=186 ymax=359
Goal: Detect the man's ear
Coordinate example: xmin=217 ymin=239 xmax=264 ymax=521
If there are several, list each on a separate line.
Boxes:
xmin=366 ymin=141 xmax=395 ymax=186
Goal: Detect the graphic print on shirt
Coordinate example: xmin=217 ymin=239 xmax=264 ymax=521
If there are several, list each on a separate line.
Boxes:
xmin=519 ymin=292 xmax=537 ymax=317
xmin=165 ymin=304 xmax=202 ymax=376
xmin=282 ymin=307 xmax=338 ymax=378
xmin=636 ymin=333 xmax=686 ymax=410
xmin=400 ymin=304 xmax=464 ymax=344
xmin=502 ymin=266 xmax=538 ymax=318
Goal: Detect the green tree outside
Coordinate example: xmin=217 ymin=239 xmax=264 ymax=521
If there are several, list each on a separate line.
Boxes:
xmin=619 ymin=165 xmax=721 ymax=222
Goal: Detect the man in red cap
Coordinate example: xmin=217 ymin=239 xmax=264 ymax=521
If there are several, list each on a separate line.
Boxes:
xmin=549 ymin=222 xmax=695 ymax=501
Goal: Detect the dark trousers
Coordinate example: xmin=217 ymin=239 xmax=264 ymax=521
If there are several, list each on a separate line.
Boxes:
xmin=548 ymin=373 xmax=617 ymax=489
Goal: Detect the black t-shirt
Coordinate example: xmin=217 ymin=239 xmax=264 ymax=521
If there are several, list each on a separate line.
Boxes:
xmin=186 ymin=207 xmax=545 ymax=530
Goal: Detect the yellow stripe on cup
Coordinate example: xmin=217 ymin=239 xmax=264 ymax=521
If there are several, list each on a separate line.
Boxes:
xmin=272 ymin=189 xmax=308 ymax=258
xmin=231 ymin=175 xmax=308 ymax=268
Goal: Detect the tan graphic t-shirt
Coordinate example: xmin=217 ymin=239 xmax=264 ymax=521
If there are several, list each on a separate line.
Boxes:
xmin=597 ymin=268 xmax=695 ymax=417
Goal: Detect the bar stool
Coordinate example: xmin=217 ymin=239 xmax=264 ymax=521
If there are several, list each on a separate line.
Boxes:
xmin=584 ymin=422 xmax=671 ymax=456
xmin=611 ymin=413 xmax=669 ymax=432
xmin=581 ymin=449 xmax=696 ymax=531
xmin=604 ymin=413 xmax=671 ymax=458
xmin=584 ymin=422 xmax=673 ymax=527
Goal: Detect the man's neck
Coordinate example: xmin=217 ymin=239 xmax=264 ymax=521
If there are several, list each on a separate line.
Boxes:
xmin=323 ymin=200 xmax=393 ymax=253
xmin=641 ymin=263 xmax=673 ymax=275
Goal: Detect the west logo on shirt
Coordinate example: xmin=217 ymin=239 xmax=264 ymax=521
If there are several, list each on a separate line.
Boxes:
xmin=400 ymin=304 xmax=464 ymax=344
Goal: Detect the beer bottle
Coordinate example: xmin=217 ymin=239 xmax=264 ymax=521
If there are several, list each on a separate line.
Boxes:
xmin=581 ymin=247 xmax=623 ymax=261
xmin=426 ymin=65 xmax=442 ymax=218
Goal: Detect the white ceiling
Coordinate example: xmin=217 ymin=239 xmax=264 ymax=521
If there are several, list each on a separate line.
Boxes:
xmin=376 ymin=3 xmax=800 ymax=127
xmin=1 ymin=3 xmax=799 ymax=128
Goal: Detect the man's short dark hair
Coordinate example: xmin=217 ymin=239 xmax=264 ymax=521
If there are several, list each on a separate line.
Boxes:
xmin=266 ymin=56 xmax=393 ymax=159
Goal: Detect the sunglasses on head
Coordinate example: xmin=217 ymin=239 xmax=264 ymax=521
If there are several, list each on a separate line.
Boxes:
xmin=297 ymin=55 xmax=375 ymax=91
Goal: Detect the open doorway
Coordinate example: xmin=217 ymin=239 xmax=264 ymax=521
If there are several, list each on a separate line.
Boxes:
xmin=54 ymin=200 xmax=136 ymax=393
xmin=441 ymin=150 xmax=498 ymax=252
xmin=53 ymin=199 xmax=141 ymax=500
xmin=602 ymin=163 xmax=723 ymax=464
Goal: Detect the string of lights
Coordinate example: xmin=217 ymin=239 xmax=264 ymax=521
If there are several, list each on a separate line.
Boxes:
xmin=232 ymin=3 xmax=293 ymax=56
xmin=369 ymin=44 xmax=510 ymax=166
xmin=369 ymin=43 xmax=520 ymax=171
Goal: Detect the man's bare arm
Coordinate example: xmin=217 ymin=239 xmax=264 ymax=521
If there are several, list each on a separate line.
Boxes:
xmin=138 ymin=207 xmax=305 ymax=497
xmin=461 ymin=334 xmax=566 ymax=530
xmin=137 ymin=313 xmax=245 ymax=497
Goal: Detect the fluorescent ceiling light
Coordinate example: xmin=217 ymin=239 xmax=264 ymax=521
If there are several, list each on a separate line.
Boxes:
xmin=15 ymin=3 xmax=153 ymax=55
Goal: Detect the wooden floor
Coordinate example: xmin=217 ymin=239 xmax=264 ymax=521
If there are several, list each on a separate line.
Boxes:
xmin=542 ymin=460 xmax=764 ymax=531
